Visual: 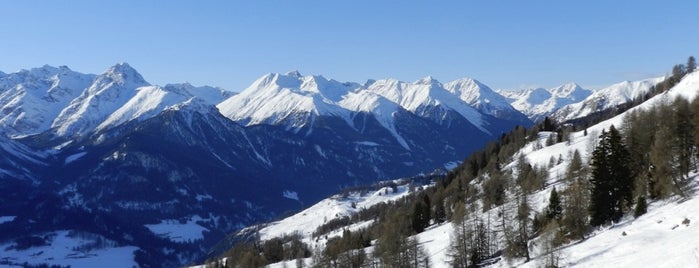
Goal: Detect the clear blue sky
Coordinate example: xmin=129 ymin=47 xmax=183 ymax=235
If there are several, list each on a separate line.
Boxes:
xmin=1 ymin=1 xmax=698 ymax=91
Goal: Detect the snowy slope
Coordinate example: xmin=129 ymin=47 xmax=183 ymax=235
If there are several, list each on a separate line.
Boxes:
xmin=217 ymin=72 xmax=506 ymax=143
xmin=0 ymin=230 xmax=138 ymax=268
xmin=364 ymin=76 xmax=488 ymax=132
xmin=503 ymin=83 xmax=592 ymax=122
xmin=0 ymin=63 xmax=233 ymax=139
xmin=96 ymin=83 xmax=231 ymax=131
xmin=217 ymin=72 xmax=357 ymax=128
xmin=164 ymin=83 xmax=234 ymax=105
xmin=337 ymin=90 xmax=410 ymax=148
xmin=552 ymin=77 xmax=665 ymax=122
xmin=424 ymin=71 xmax=699 ymax=267
xmin=209 ymin=71 xmax=699 ymax=268
xmin=0 ymin=65 xmax=95 ymax=137
xmin=52 ymin=63 xmax=151 ymax=137
xmin=443 ymin=78 xmax=530 ymax=124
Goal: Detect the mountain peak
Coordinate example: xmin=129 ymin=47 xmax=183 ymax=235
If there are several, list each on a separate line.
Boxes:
xmin=286 ymin=70 xmax=302 ymax=77
xmin=550 ymin=82 xmax=590 ymax=101
xmin=415 ymin=75 xmax=438 ymax=85
xmin=103 ymin=62 xmax=148 ymax=86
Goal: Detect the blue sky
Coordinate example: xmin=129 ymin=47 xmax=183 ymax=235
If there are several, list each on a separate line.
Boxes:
xmin=1 ymin=1 xmax=698 ymax=91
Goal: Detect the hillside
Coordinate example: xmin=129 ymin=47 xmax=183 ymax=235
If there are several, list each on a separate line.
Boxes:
xmin=0 ymin=64 xmax=533 ymax=267
xmin=205 ymin=67 xmax=699 ymax=267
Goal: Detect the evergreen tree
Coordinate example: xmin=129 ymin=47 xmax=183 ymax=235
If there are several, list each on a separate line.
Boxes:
xmin=565 ymin=150 xmax=584 ymax=182
xmin=411 ymin=194 xmax=431 ymax=233
xmin=545 ymin=187 xmax=563 ymax=222
xmin=672 ymin=64 xmax=687 ymax=82
xmin=634 ymin=196 xmax=647 ymax=218
xmin=432 ymin=194 xmax=447 ymax=224
xmin=589 ymin=125 xmax=633 ymax=226
xmin=687 ymin=56 xmax=696 ymax=73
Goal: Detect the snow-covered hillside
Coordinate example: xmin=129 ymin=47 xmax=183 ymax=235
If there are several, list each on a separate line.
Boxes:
xmin=208 ymin=70 xmax=699 ymax=268
xmin=551 ymin=77 xmax=665 ymax=122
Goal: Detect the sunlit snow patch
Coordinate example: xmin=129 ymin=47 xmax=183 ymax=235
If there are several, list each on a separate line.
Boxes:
xmin=64 ymin=151 xmax=87 ymax=164
xmin=0 ymin=216 xmax=16 ymax=224
xmin=0 ymin=230 xmax=138 ymax=268
xmin=283 ymin=190 xmax=300 ymax=201
xmin=145 ymin=216 xmax=208 ymax=243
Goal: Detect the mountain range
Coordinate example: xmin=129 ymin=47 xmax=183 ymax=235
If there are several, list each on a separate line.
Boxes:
xmin=205 ymin=68 xmax=699 ymax=268
xmin=0 ymin=63 xmax=665 ymax=267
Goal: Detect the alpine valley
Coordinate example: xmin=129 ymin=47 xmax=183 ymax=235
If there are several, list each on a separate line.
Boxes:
xmin=0 ymin=63 xmax=532 ymax=267
xmin=0 ymin=63 xmax=669 ymax=267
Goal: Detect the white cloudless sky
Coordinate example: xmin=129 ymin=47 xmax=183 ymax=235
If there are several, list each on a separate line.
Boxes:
xmin=1 ymin=1 xmax=698 ymax=91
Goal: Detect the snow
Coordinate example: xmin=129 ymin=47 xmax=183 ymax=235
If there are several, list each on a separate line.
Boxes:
xmin=213 ymin=70 xmax=699 ymax=268
xmin=0 ymin=63 xmax=230 ymax=140
xmin=0 ymin=230 xmax=138 ymax=268
xmin=283 ymin=190 xmax=300 ymax=201
xmin=217 ymin=73 xmax=356 ymax=128
xmin=443 ymin=77 xmax=524 ymax=121
xmin=254 ymin=184 xmax=412 ymax=243
xmin=504 ymin=83 xmax=592 ymax=122
xmin=355 ymin=141 xmax=380 ymax=146
xmin=51 ymin=63 xmax=151 ymax=137
xmin=0 ymin=216 xmax=16 ymax=224
xmin=145 ymin=216 xmax=208 ymax=243
xmin=0 ymin=65 xmax=94 ymax=137
xmin=553 ymin=77 xmax=665 ymax=122
xmin=64 ymin=151 xmax=87 ymax=164
xmin=217 ymin=72 xmax=517 ymax=147
xmin=559 ymin=190 xmax=699 ymax=268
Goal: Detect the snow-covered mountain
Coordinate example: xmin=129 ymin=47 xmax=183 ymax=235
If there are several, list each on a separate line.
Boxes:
xmin=443 ymin=77 xmax=531 ymax=125
xmin=206 ymin=70 xmax=699 ymax=268
xmin=500 ymin=83 xmax=592 ymax=122
xmin=217 ymin=71 xmax=359 ymax=128
xmin=0 ymin=63 xmax=233 ymax=139
xmin=0 ymin=65 xmax=95 ymax=137
xmin=51 ymin=63 xmax=151 ymax=137
xmin=551 ymin=77 xmax=665 ymax=122
xmin=0 ymin=64 xmax=535 ymax=267
xmin=218 ymin=72 xmax=532 ymax=148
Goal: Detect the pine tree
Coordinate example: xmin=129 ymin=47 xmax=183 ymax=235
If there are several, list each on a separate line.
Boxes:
xmin=411 ymin=194 xmax=431 ymax=233
xmin=687 ymin=56 xmax=696 ymax=73
xmin=545 ymin=187 xmax=563 ymax=222
xmin=589 ymin=125 xmax=633 ymax=226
